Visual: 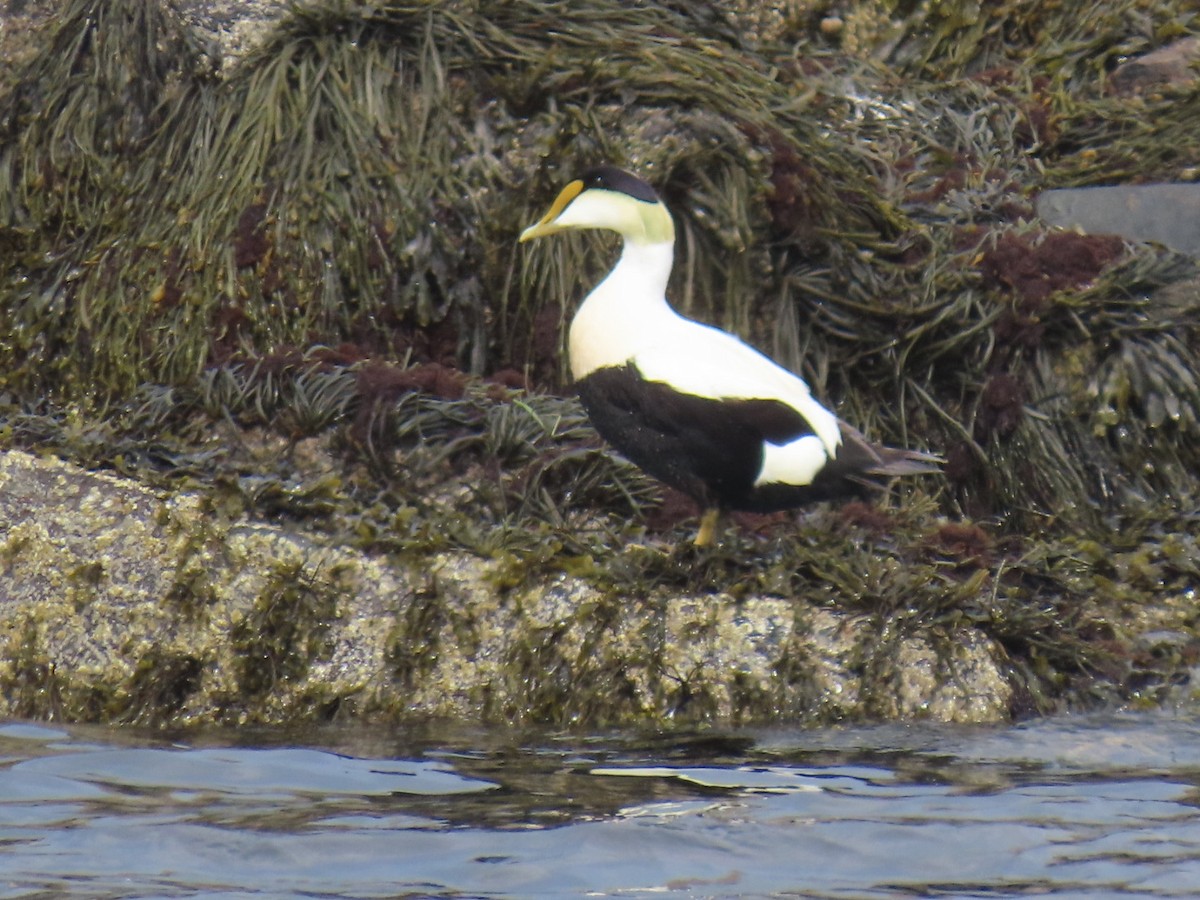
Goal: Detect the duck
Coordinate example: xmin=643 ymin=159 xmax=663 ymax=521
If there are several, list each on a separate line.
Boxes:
xmin=519 ymin=164 xmax=939 ymax=546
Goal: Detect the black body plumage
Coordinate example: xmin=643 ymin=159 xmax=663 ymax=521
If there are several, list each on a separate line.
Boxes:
xmin=577 ymin=363 xmax=886 ymax=513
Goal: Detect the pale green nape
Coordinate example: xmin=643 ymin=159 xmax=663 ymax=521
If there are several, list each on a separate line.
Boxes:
xmin=635 ymin=197 xmax=675 ymax=245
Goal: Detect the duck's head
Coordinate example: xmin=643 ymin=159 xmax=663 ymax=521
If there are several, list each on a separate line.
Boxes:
xmin=519 ymin=165 xmax=675 ymax=246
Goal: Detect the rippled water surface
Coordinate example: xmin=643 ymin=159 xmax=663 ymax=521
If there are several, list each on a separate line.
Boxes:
xmin=2 ymin=712 xmax=1200 ymax=898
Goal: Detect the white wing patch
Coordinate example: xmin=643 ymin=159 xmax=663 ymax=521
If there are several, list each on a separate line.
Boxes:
xmin=755 ymin=434 xmax=831 ymax=487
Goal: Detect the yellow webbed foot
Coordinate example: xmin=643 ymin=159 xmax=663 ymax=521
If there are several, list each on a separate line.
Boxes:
xmin=694 ymin=507 xmax=720 ymax=547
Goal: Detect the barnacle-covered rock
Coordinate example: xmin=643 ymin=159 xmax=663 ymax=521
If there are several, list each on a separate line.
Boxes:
xmin=2 ymin=0 xmax=1200 ymax=727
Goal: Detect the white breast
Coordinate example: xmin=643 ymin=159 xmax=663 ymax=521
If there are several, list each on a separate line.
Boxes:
xmin=568 ymin=241 xmax=677 ymax=379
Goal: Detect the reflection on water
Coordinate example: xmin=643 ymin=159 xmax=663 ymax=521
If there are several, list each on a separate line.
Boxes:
xmin=1 ymin=713 xmax=1200 ymax=898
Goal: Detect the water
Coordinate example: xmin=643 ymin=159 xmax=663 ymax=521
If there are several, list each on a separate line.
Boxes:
xmin=2 ymin=712 xmax=1200 ymax=898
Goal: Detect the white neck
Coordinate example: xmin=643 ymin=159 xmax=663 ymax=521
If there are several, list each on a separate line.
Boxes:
xmin=568 ymin=239 xmax=677 ymax=379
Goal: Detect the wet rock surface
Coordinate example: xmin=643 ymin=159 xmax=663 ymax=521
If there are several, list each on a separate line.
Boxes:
xmin=1037 ymin=184 xmax=1200 ymax=255
xmin=0 ymin=449 xmax=1018 ymax=725
xmin=1 ymin=1 xmax=1198 ymax=727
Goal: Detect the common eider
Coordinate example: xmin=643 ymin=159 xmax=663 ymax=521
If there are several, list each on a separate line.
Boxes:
xmin=520 ymin=165 xmax=939 ymax=546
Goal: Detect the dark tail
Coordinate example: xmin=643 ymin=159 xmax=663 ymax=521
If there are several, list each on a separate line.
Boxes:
xmin=840 ymin=423 xmax=943 ymax=478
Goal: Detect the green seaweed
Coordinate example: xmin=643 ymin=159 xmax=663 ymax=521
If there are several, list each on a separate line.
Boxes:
xmin=1 ymin=0 xmax=1199 ymax=726
xmin=0 ymin=0 xmax=894 ymax=401
xmin=231 ymin=560 xmax=337 ymax=699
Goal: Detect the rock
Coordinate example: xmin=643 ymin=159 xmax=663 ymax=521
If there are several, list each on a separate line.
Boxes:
xmin=1036 ymin=183 xmax=1200 ymax=256
xmin=0 ymin=449 xmax=409 ymax=725
xmin=1110 ymin=36 xmax=1200 ymax=95
xmin=175 ymin=0 xmax=292 ymax=72
xmin=0 ymin=450 xmax=1015 ymax=726
xmin=0 ymin=0 xmax=291 ymax=72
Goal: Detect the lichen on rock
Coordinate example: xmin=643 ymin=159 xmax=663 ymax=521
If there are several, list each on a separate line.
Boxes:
xmin=1 ymin=0 xmax=1198 ymax=727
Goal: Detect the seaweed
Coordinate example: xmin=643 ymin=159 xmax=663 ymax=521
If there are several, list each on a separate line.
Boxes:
xmin=0 ymin=0 xmax=893 ymax=400
xmin=2 ymin=0 xmax=1200 ymax=725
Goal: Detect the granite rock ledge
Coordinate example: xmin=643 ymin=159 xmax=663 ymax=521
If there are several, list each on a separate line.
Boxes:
xmin=0 ymin=450 xmax=1013 ymax=727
